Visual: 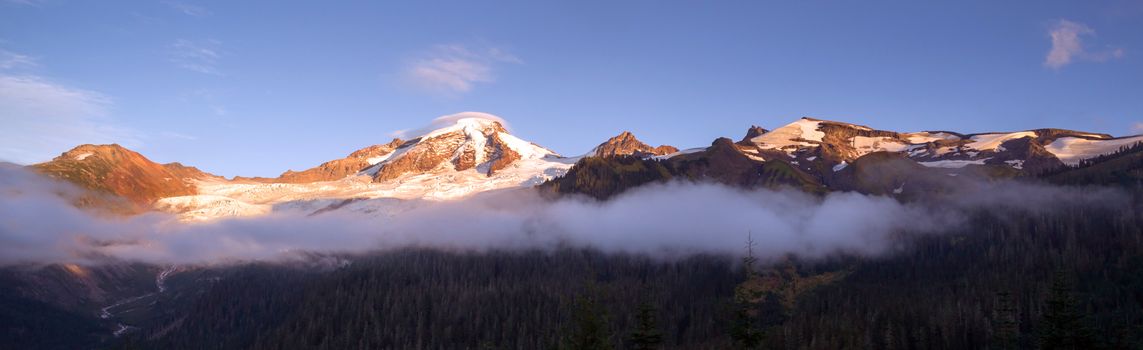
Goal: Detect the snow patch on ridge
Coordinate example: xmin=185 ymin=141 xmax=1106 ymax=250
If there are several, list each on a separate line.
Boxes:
xmin=750 ymin=118 xmax=825 ymax=154
xmin=853 ymin=136 xmax=910 ymax=153
xmin=652 ymin=147 xmax=705 ymax=160
xmin=918 ymin=158 xmax=990 ymax=168
xmin=366 ymin=152 xmax=393 ymax=165
xmin=497 ymin=132 xmax=559 ymax=159
xmin=904 ymin=132 xmax=960 ymax=144
xmin=1045 ymin=136 xmax=1143 ymax=165
xmin=832 ymin=161 xmax=848 ymax=172
xmin=965 ymin=132 xmax=1037 ymax=151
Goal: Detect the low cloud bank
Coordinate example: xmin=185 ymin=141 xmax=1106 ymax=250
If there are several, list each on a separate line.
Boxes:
xmin=0 ymin=166 xmax=1128 ymax=266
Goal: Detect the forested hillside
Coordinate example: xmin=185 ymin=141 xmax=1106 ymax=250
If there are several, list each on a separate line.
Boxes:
xmin=67 ymin=191 xmax=1138 ymax=349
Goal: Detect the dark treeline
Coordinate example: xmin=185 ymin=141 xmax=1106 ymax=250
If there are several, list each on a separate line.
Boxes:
xmin=140 ymin=250 xmax=740 ymax=350
xmin=102 ymin=190 xmax=1143 ymax=350
xmin=763 ymin=200 xmax=1143 ymax=349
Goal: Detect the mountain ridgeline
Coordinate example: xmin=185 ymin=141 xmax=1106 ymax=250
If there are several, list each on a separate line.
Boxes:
xmin=27 ymin=114 xmax=1143 ymax=218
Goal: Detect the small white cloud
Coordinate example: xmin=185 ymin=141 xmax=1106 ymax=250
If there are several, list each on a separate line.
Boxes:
xmin=163 ymin=1 xmax=210 ymax=16
xmin=170 ymin=39 xmax=223 ymax=75
xmin=160 ymin=131 xmax=198 ymax=141
xmin=1131 ymin=122 xmax=1143 ymax=135
xmin=0 ymin=75 xmax=140 ymax=164
xmin=403 ymin=44 xmax=521 ymax=95
xmin=1044 ymin=19 xmax=1124 ymax=70
xmin=408 ymin=57 xmax=492 ymax=93
xmin=391 ymin=111 xmax=511 ymax=139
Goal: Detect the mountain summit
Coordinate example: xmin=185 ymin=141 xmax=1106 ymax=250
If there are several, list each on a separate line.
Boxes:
xmin=32 ymin=144 xmax=212 ymax=204
xmin=587 ymin=131 xmax=678 ymax=158
xmin=369 ymin=115 xmax=559 ymax=180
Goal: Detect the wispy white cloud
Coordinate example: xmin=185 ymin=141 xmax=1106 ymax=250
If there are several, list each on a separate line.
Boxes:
xmin=1130 ymin=122 xmax=1143 ymax=135
xmin=1044 ymin=19 xmax=1124 ymax=70
xmin=0 ymin=75 xmax=140 ymax=164
xmin=163 ymin=1 xmax=210 ymax=16
xmin=2 ymin=0 xmax=45 ymax=7
xmin=0 ymin=47 xmax=139 ymax=163
xmin=169 ymin=39 xmax=223 ymax=75
xmin=0 ymin=49 xmax=37 ymax=69
xmin=408 ymin=57 xmax=492 ymax=93
xmin=403 ymin=44 xmax=521 ymax=95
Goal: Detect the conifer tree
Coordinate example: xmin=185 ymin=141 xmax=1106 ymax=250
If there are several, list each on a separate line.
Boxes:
xmin=1039 ymin=270 xmax=1096 ymax=350
xmin=629 ymin=299 xmax=664 ymax=350
xmin=563 ymin=283 xmax=613 ymax=350
xmin=992 ymin=290 xmax=1019 ymax=350
xmin=730 ymin=233 xmax=764 ymax=349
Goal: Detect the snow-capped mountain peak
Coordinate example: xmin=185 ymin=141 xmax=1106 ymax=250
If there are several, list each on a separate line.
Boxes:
xmin=371 ymin=113 xmax=559 ymax=181
xmin=145 ymin=112 xmax=574 ymax=221
xmin=418 ymin=115 xmax=508 ymax=140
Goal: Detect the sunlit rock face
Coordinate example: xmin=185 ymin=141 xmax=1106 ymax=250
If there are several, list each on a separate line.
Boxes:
xmin=586 ymin=131 xmax=678 ymax=158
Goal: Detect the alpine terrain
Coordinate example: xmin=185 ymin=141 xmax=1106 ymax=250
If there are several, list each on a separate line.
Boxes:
xmin=28 ymin=112 xmax=1140 ymax=219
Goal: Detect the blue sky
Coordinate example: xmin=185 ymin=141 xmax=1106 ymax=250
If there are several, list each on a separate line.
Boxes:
xmin=1 ymin=0 xmax=1141 ymax=177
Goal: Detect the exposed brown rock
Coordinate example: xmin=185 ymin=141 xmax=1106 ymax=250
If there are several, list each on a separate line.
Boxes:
xmin=738 ymin=125 xmax=769 ymax=144
xmin=671 ymin=137 xmax=770 ymax=187
xmin=234 ymin=139 xmax=406 ymax=183
xmin=31 ymin=144 xmax=205 ymax=204
xmin=163 ymin=162 xmax=221 ymax=181
xmin=650 ymin=145 xmax=679 ymax=155
xmin=373 ymin=121 xmax=524 ymax=181
xmin=978 ymin=136 xmax=1064 ymax=174
xmin=375 ymin=132 xmax=469 ymax=181
xmin=815 ymin=120 xmax=901 ymax=161
xmin=453 ymin=142 xmax=478 ymax=171
xmin=590 ymin=131 xmax=678 ymax=158
xmin=485 ymin=133 xmax=522 ymax=176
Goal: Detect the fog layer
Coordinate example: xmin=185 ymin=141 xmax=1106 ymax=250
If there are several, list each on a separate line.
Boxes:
xmin=0 ymin=166 xmax=1127 ymax=265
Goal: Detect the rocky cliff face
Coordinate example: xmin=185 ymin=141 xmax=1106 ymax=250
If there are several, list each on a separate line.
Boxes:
xmin=588 ymin=131 xmax=678 ymax=158
xmin=737 ymin=125 xmax=768 ymax=144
